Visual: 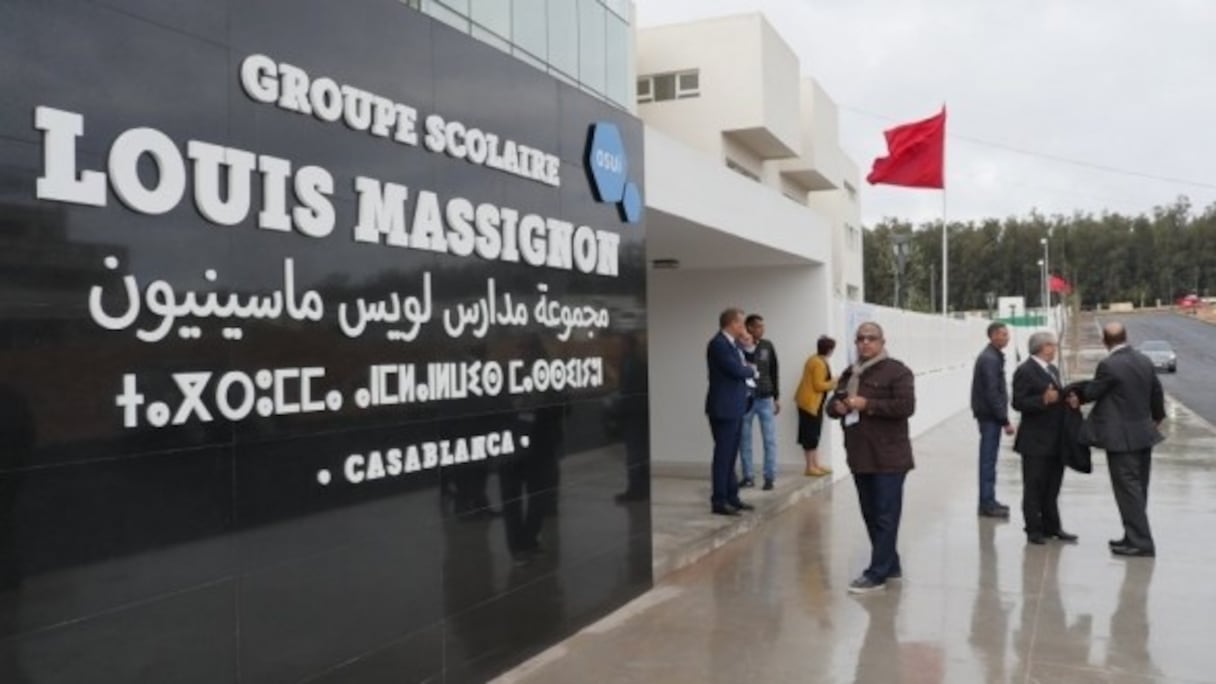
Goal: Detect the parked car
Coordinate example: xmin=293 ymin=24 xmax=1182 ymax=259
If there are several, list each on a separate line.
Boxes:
xmin=1137 ymin=340 xmax=1177 ymax=373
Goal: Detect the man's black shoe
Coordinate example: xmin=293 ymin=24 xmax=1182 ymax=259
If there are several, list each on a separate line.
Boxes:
xmin=979 ymin=506 xmax=1010 ymax=519
xmin=1050 ymin=531 xmax=1079 ymax=543
xmin=712 ymin=505 xmax=741 ymax=516
xmin=740 ymin=478 xmax=755 ymax=488
xmin=1109 ymin=537 xmax=1129 ymax=548
xmin=1027 ymin=534 xmax=1047 ymax=545
xmin=729 ymin=501 xmax=755 ymax=511
xmin=1111 ymin=545 xmax=1155 ymax=558
xmin=763 ymin=479 xmax=774 ymax=491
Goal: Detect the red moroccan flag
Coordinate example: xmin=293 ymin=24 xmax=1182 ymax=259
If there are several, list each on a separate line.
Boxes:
xmin=866 ymin=107 xmax=946 ymax=189
xmin=1049 ymin=273 xmax=1072 ymax=294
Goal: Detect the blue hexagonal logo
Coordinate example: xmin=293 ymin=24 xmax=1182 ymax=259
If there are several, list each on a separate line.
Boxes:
xmin=585 ymin=122 xmax=628 ymax=203
xmin=585 ymin=121 xmax=643 ymax=225
xmin=619 ymin=181 xmax=643 ymax=224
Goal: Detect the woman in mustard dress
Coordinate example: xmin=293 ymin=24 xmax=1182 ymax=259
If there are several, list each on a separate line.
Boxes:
xmin=795 ymin=336 xmax=837 ymax=476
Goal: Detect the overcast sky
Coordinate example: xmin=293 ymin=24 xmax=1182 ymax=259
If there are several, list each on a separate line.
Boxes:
xmin=635 ymin=0 xmax=1216 ymax=226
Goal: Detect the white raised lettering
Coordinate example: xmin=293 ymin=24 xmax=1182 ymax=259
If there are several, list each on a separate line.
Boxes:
xmin=34 ymin=107 xmax=106 ymax=206
xmin=108 ymin=127 xmax=186 ymax=215
xmin=240 ymin=54 xmax=279 ymax=104
xmin=187 ymin=141 xmax=256 ymax=226
xmin=292 ymin=165 xmax=334 ymax=238
xmin=257 ymin=155 xmax=292 ymax=232
xmin=353 ymin=177 xmax=409 ymax=246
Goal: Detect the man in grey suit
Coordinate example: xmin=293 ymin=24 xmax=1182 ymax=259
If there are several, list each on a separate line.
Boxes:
xmin=1069 ymin=322 xmax=1165 ymax=557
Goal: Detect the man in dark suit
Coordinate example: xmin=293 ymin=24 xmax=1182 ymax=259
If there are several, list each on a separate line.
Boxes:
xmin=1070 ymin=322 xmax=1165 ymax=557
xmin=1012 ymin=331 xmax=1078 ymax=545
xmin=706 ymin=307 xmax=758 ymax=516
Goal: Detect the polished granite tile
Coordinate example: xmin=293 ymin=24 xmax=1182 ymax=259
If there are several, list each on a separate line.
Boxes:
xmin=2 ymin=2 xmax=650 ymax=682
xmin=237 ymin=537 xmax=443 ymax=684
xmin=0 ymin=446 xmax=235 ymax=637
xmin=445 ymin=545 xmax=652 ymax=683
xmin=0 ymin=0 xmax=230 ymax=151
xmin=0 ymin=581 xmax=236 ymax=684
xmin=301 ymin=622 xmax=444 ymax=684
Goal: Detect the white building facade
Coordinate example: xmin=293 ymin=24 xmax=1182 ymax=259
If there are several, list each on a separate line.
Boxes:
xmin=637 ymin=14 xmax=868 ymax=474
xmin=443 ymin=4 xmax=997 ymax=477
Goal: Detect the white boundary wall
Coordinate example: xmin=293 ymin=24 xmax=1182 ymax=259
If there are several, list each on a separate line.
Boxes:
xmin=832 ymin=302 xmax=991 ymax=442
xmin=646 ymin=289 xmax=1004 ymax=476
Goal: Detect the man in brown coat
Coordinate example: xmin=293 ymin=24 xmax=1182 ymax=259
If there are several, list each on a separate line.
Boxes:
xmin=828 ymin=322 xmax=916 ymax=594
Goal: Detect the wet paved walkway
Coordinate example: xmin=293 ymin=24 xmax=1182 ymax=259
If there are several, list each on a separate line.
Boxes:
xmin=498 ymin=401 xmax=1216 ymax=683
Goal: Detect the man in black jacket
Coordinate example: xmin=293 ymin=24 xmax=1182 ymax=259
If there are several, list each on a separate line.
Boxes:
xmin=1012 ymin=331 xmax=1078 ymax=545
xmin=971 ymin=322 xmax=1015 ymax=517
xmin=1070 ymin=322 xmax=1165 ymax=557
xmin=739 ymin=314 xmax=780 ymax=490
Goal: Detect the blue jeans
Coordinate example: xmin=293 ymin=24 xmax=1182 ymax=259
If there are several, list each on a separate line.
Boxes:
xmin=854 ymin=472 xmax=906 ymax=582
xmin=740 ymin=396 xmax=778 ymax=482
xmin=977 ymin=419 xmax=1003 ymax=509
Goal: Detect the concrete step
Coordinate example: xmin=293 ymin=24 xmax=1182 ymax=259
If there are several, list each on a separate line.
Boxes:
xmin=649 ymin=462 xmax=837 ymax=580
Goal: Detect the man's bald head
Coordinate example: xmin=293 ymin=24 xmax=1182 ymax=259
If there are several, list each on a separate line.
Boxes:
xmin=857 ymin=322 xmax=884 ymax=338
xmin=1103 ymin=321 xmax=1128 ymax=349
xmin=854 ymin=322 xmax=886 ymax=361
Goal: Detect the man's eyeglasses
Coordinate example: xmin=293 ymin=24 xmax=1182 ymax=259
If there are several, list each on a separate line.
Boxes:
xmin=855 ymin=334 xmax=882 ymax=343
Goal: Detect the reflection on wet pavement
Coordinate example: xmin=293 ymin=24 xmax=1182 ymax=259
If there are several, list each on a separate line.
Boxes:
xmin=499 ymin=405 xmax=1216 ymax=684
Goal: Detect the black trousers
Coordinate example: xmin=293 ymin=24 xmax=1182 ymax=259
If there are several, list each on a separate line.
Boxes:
xmin=853 ymin=472 xmax=907 ymax=582
xmin=709 ymin=417 xmax=742 ymax=507
xmin=1021 ymin=451 xmax=1065 ymax=537
xmin=1108 ymin=449 xmax=1154 ymax=551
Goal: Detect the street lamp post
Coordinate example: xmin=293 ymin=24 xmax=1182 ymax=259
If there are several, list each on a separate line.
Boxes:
xmin=1006 ymin=302 xmax=1021 ymax=362
xmin=892 ymin=235 xmax=912 ymax=309
xmin=1037 ymin=258 xmax=1046 ymax=326
xmin=1040 ymin=236 xmax=1051 ymax=328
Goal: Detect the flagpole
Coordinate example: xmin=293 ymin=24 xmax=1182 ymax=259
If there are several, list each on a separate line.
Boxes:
xmin=940 ymin=103 xmax=948 ymax=317
xmin=941 ymin=190 xmax=948 ymax=316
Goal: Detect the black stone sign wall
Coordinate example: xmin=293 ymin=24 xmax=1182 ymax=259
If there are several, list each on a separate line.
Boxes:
xmin=0 ymin=1 xmax=650 ymax=681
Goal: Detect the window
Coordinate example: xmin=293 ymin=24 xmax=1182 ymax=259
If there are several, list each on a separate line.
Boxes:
xmin=637 ymin=69 xmax=700 ymax=104
xmin=416 ymin=0 xmax=634 ymax=111
xmin=604 ymin=12 xmax=630 ymax=107
xmin=472 ymin=24 xmax=510 ymax=53
xmin=726 ymin=158 xmax=760 ymax=182
xmin=847 ymin=225 xmax=861 ymax=251
xmin=547 ymin=0 xmax=579 ymax=78
xmin=578 ymin=0 xmax=607 ymax=94
xmin=512 ymin=0 xmax=547 ymax=60
xmin=602 ymin=0 xmax=631 ymax=20
xmin=470 ymin=0 xmax=510 ymax=40
xmin=677 ymin=71 xmax=699 ymax=97
xmin=653 ymin=74 xmax=675 ymax=101
xmin=637 ymin=77 xmax=653 ymax=103
xmin=422 ymin=0 xmax=469 ymax=32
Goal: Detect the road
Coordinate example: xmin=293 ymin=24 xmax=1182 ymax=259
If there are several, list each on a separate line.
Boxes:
xmin=1110 ymin=312 xmax=1216 ymax=425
